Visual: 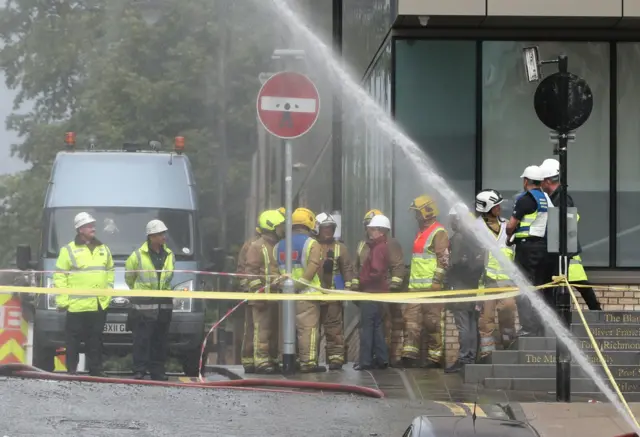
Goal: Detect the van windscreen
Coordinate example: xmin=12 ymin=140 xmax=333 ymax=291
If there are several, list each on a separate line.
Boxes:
xmin=47 ymin=208 xmax=194 ymax=259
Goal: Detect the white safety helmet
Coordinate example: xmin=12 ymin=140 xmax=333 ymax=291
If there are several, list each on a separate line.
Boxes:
xmin=448 ymin=202 xmax=469 ymax=216
xmin=540 ymin=158 xmax=560 ymax=179
xmin=367 ymin=214 xmax=391 ymax=230
xmin=476 ymin=189 xmax=504 ymax=213
xmin=316 ymin=212 xmax=337 ymax=227
xmin=146 ymin=219 xmax=168 ymax=235
xmin=74 ymin=212 xmax=96 ymax=229
xmin=520 ymin=165 xmax=544 ymax=182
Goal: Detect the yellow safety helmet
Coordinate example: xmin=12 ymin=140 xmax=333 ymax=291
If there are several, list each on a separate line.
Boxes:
xmin=409 ymin=195 xmax=439 ymax=220
xmin=277 ymin=207 xmax=285 ymax=216
xmin=258 ymin=210 xmax=286 ymax=232
xmin=363 ymin=209 xmax=383 ymax=225
xmin=292 ymin=207 xmax=316 ymax=230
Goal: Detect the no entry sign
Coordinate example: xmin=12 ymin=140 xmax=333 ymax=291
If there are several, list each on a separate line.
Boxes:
xmin=257 ymin=71 xmax=320 ymax=140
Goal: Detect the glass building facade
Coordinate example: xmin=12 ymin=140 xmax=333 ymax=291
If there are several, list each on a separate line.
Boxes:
xmin=337 ymin=3 xmax=640 ymax=278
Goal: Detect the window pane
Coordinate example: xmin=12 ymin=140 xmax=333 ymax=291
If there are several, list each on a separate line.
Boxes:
xmin=342 ymin=41 xmax=393 ymax=254
xmin=617 ymin=43 xmax=640 ymax=267
xmin=394 ymin=40 xmax=477 ymax=263
xmin=482 ymin=41 xmax=610 ymax=267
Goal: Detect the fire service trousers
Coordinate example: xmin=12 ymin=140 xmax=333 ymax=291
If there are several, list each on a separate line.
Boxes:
xmin=383 ymin=303 xmax=404 ymax=364
xmin=296 ymin=300 xmax=321 ymax=368
xmin=320 ymin=301 xmax=344 ymax=364
xmin=64 ymin=306 xmax=106 ymax=375
xmin=241 ymin=305 xmax=254 ymax=369
xmin=251 ymin=302 xmax=278 ymax=370
xmin=478 ymin=298 xmax=516 ymax=357
xmin=401 ymin=302 xmax=444 ymax=364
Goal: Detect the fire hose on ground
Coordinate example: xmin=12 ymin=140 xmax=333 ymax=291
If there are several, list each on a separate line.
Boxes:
xmin=0 ymin=363 xmax=384 ymax=398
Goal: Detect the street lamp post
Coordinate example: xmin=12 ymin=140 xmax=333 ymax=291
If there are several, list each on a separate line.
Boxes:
xmin=523 ymin=47 xmax=594 ymax=403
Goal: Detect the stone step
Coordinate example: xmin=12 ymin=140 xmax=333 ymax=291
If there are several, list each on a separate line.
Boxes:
xmin=516 ymin=336 xmax=640 ymax=352
xmin=576 ymin=311 xmax=640 ymax=325
xmin=483 ymin=377 xmax=640 ymax=393
xmin=463 ymin=364 xmax=639 ymax=384
xmin=489 ymin=350 xmax=640 ymax=365
xmin=571 ymin=324 xmax=640 ymax=338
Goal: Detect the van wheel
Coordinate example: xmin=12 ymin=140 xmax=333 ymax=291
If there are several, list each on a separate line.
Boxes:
xmin=181 ymin=348 xmax=205 ymax=377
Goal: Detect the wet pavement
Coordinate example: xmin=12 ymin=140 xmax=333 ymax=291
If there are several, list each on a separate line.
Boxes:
xmin=3 ymin=365 xmax=637 ymax=436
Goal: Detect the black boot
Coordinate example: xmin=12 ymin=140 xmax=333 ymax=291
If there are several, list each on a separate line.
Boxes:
xmin=151 ymin=374 xmax=169 ymax=381
xmin=255 ymin=364 xmax=278 ymax=375
xmin=132 ymin=372 xmax=145 ymax=380
xmin=243 ymin=365 xmax=256 ymax=374
xmin=444 ymin=360 xmax=464 ymax=374
xmin=328 ymin=362 xmax=343 ymax=370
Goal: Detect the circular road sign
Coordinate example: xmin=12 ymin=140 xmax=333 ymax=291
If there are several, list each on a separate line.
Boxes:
xmin=534 ymin=72 xmax=593 ymax=132
xmin=256 ymin=71 xmax=320 ymax=140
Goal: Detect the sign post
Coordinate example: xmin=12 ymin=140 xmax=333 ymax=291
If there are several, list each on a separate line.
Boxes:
xmin=256 ymin=71 xmax=320 ymax=374
xmin=524 ymin=47 xmax=594 ymax=402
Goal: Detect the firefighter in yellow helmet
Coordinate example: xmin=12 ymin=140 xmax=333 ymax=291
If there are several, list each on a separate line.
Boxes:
xmin=352 ymin=209 xmax=405 ymax=365
xmin=315 ymin=212 xmax=355 ymax=370
xmin=275 ymin=207 xmax=325 ymax=372
xmin=403 ymin=195 xmax=449 ymax=368
xmin=237 ymin=214 xmax=268 ymax=374
xmin=244 ymin=210 xmax=285 ymax=374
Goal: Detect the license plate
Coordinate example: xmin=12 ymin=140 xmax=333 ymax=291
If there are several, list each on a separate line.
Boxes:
xmin=103 ymin=323 xmax=130 ymax=334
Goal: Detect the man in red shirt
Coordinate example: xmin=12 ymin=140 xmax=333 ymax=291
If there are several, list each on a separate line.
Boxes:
xmin=355 ymin=214 xmax=392 ymax=371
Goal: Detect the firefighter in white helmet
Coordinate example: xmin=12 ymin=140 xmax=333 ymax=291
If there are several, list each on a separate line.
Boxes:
xmin=53 ymin=212 xmax=115 ymax=376
xmin=315 ymin=212 xmax=355 ymax=370
xmin=539 ymin=159 xmax=601 ymax=310
xmin=475 ymin=190 xmax=517 ymax=359
xmin=506 ymin=165 xmax=555 ymax=336
xmin=125 ymin=219 xmax=175 ymax=381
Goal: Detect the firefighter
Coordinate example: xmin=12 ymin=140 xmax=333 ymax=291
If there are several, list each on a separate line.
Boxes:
xmin=540 ymin=159 xmax=601 ymax=311
xmin=237 ymin=223 xmax=262 ymax=374
xmin=275 ymin=207 xmax=325 ymax=373
xmin=245 ymin=210 xmax=285 ymax=374
xmin=352 ymin=209 xmax=405 ymax=365
xmin=125 ymin=220 xmax=175 ymax=381
xmin=475 ymin=190 xmax=517 ymax=360
xmin=506 ymin=165 xmax=555 ymax=337
xmin=403 ymin=195 xmax=450 ymax=368
xmin=444 ymin=203 xmax=485 ymax=373
xmin=315 ymin=212 xmax=355 ymax=370
xmin=53 ymin=212 xmax=114 ymax=376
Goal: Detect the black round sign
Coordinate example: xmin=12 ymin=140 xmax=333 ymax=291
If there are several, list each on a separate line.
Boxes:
xmin=533 ymin=72 xmax=593 ymax=132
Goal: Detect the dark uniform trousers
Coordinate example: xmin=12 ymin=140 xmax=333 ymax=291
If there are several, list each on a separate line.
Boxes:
xmin=65 ymin=303 xmax=107 ymax=374
xmin=132 ymin=309 xmax=172 ymax=375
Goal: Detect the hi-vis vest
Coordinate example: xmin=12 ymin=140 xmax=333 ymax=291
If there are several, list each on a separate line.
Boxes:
xmin=408 ymin=221 xmax=446 ymax=290
xmin=330 ymin=243 xmax=345 ymax=290
xmin=276 ymin=233 xmax=321 ymax=293
xmin=125 ymin=243 xmax=175 ymax=312
xmin=478 ymin=217 xmax=514 ymax=286
xmin=53 ymin=241 xmax=114 ymax=313
xmin=568 ymin=213 xmax=588 ymax=282
xmin=514 ymin=189 xmax=552 ymax=239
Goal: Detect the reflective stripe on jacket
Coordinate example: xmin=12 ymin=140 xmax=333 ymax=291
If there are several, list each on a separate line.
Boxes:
xmin=514 ymin=189 xmax=551 ymax=239
xmin=125 ymin=242 xmax=175 ymax=312
xmin=276 ymin=233 xmax=321 ymax=294
xmin=53 ymin=240 xmax=115 ymax=312
xmin=409 ymin=222 xmax=446 ymax=290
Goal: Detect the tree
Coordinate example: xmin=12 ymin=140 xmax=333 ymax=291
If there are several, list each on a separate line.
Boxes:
xmin=0 ymin=0 xmax=280 ymax=266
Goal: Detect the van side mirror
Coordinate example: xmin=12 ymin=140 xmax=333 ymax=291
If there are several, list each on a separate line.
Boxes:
xmin=16 ymin=245 xmax=33 ymax=271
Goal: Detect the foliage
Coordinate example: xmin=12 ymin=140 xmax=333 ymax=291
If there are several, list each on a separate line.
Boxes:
xmin=0 ymin=0 xmax=279 ymax=266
